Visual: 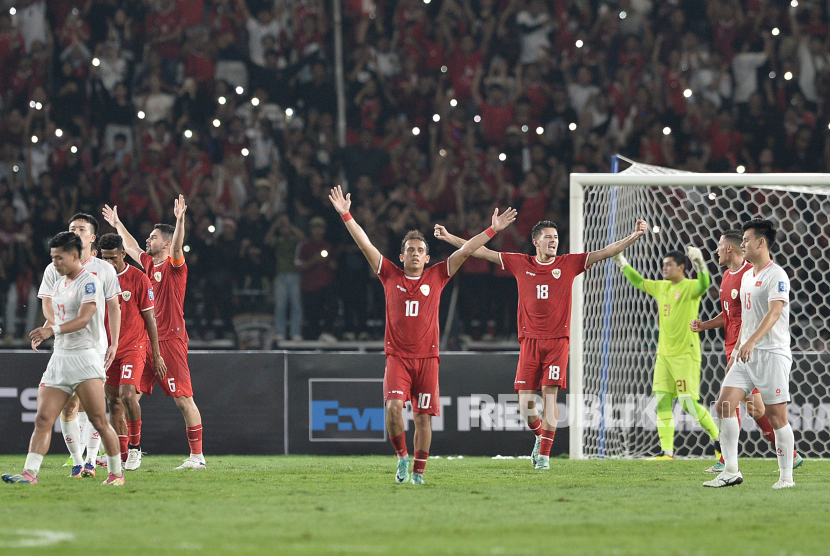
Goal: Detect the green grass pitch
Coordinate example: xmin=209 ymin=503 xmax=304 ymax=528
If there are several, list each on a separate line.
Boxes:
xmin=1 ymin=455 xmax=828 ymax=556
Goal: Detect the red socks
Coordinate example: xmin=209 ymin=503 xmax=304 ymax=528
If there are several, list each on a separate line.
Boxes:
xmin=186 ymin=425 xmax=203 ymax=455
xmin=413 ymin=450 xmax=428 ymax=475
xmin=390 ymin=432 xmax=408 ymax=458
xmin=528 ymin=417 xmax=542 ymax=436
xmin=755 ymin=415 xmax=775 ymax=445
xmin=540 ymin=430 xmax=556 ymax=457
xmin=127 ymin=419 xmax=142 ymax=447
xmin=118 ymin=435 xmax=129 ymax=462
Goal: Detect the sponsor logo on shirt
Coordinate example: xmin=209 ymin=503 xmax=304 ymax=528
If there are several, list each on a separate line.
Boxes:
xmin=778 ymin=281 xmax=788 ymax=292
xmin=526 ymin=271 xmax=536 ymax=276
xmin=420 ymin=285 xmax=430 ymax=296
xmin=154 ymin=271 xmax=162 ymax=282
xmin=122 ymin=291 xmax=131 ymax=301
xmin=552 ymin=269 xmax=561 ymax=279
xmin=396 ymin=285 xmax=406 ymax=292
xmin=85 ymin=283 xmax=96 ymax=295
xmin=674 ymin=291 xmax=680 ymax=299
xmin=731 ymin=289 xmax=738 ymax=299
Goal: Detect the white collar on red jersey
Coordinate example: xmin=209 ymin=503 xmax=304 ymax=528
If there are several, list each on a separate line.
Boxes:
xmin=727 ymin=260 xmax=751 ymax=275
xmin=534 ymin=256 xmax=555 ymax=265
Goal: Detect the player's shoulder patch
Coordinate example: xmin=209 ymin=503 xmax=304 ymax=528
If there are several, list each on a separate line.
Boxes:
xmin=84 ymin=282 xmax=96 ymax=295
xmin=778 ymin=281 xmax=788 ymax=293
xmin=148 ymin=288 xmax=154 ymax=301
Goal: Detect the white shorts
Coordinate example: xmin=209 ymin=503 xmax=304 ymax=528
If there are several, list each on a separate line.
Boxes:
xmin=40 ymin=349 xmax=106 ymax=395
xmin=723 ymin=349 xmax=791 ymax=405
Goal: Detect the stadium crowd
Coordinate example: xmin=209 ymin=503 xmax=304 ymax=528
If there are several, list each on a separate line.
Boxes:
xmin=0 ymin=0 xmax=828 ymax=345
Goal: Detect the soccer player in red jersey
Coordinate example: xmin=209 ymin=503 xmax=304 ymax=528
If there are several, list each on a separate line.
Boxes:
xmin=436 ymin=218 xmax=647 ymax=469
xmin=329 ymin=185 xmax=516 ymax=484
xmin=103 ymin=195 xmax=206 ymax=469
xmin=99 ymin=233 xmax=167 ymax=471
xmin=690 ymin=230 xmax=802 ymax=473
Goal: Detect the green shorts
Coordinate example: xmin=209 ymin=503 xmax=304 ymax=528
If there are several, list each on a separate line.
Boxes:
xmin=653 ymin=354 xmax=701 ymax=399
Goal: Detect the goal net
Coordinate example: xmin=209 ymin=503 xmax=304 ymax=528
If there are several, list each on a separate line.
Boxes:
xmin=568 ymin=159 xmax=830 ymax=459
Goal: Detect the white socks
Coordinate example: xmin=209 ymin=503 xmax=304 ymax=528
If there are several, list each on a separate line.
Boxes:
xmin=86 ymin=428 xmax=101 ymax=465
xmin=774 ymin=424 xmax=795 ymax=483
xmin=720 ymin=416 xmax=740 ymax=474
xmin=24 ymin=453 xmax=44 ymax=476
xmin=107 ymin=455 xmax=122 ymax=476
xmin=77 ymin=412 xmax=89 ymax=455
xmin=60 ymin=417 xmax=85 ymax=466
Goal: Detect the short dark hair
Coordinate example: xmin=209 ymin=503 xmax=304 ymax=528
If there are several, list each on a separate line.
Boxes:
xmin=400 ymin=230 xmax=429 ymax=254
xmin=49 ymin=231 xmax=82 ymax=256
xmin=98 ymin=233 xmax=124 ymax=251
xmin=531 ymin=221 xmax=558 ymax=241
xmin=665 ymin=250 xmax=686 ymax=267
xmin=722 ymin=229 xmax=743 ymax=246
xmin=69 ymin=213 xmax=99 ymax=235
xmin=742 ymin=219 xmax=776 ymax=249
xmin=154 ymin=224 xmax=176 ymax=241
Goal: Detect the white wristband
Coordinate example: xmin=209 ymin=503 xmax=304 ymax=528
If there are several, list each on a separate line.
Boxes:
xmin=51 ymin=324 xmax=61 ymax=336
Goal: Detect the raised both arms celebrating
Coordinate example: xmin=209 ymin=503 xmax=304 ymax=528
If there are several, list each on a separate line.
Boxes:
xmin=432 ymin=224 xmax=502 ymax=265
xmin=329 ymin=185 xmax=382 ymax=273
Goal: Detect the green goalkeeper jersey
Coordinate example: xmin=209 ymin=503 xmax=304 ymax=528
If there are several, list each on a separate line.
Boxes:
xmin=621 ymin=266 xmax=710 ymax=360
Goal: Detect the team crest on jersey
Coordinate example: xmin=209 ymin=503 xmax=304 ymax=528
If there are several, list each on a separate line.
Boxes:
xmin=420 ymin=285 xmax=430 ymax=296
xmin=731 ymin=289 xmax=738 ymax=299
xmin=552 ymin=269 xmax=561 ymax=279
xmin=674 ymin=291 xmax=680 ymax=299
xmin=154 ymin=271 xmax=162 ymax=282
xmin=122 ymin=291 xmax=131 ymax=301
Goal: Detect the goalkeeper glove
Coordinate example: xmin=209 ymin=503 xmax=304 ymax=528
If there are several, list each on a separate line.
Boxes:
xmin=687 ymin=245 xmax=706 ymax=273
xmin=611 ymin=253 xmax=629 ymax=269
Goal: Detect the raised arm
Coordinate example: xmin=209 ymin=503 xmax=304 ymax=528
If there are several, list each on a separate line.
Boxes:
xmin=447 ymin=207 xmax=517 ymax=276
xmin=171 ymin=194 xmax=187 ymax=261
xmin=433 ymin=224 xmax=502 ymax=265
xmin=686 ymin=245 xmax=711 ymax=296
xmin=329 ymin=186 xmax=382 ymax=272
xmin=102 ymin=204 xmax=145 ymax=266
xmin=611 ymin=253 xmax=646 ymax=292
xmin=586 ymin=219 xmax=647 ymax=267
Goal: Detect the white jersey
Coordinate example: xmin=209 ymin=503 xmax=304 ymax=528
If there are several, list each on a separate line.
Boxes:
xmin=739 ymin=261 xmax=791 ymax=356
xmin=50 ymin=270 xmax=105 ymax=352
xmin=39 ymin=255 xmax=120 ymax=354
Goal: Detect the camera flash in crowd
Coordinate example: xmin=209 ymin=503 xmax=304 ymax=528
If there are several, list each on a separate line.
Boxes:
xmin=536 ymin=126 xmax=544 ymax=135
xmin=55 ymin=129 xmax=63 ymax=137
xmin=241 ymin=148 xmax=249 ymax=157
xmin=575 ymin=40 xmax=584 ymax=48
xmin=569 ymin=122 xmax=577 ymax=131
xmin=137 ymin=111 xmax=145 ymax=119
xmin=663 ymin=127 xmax=671 ymax=136
xmin=236 ymin=86 xmax=244 ymax=95
xmin=412 ymin=127 xmax=421 ymax=136
xmin=321 ymin=250 xmax=329 ymax=258
xmin=251 ymin=97 xmax=260 ymax=106
xmin=92 ymin=58 xmax=100 ymax=67
xmin=737 ymin=165 xmax=746 ymax=174
xmin=218 ymin=96 xmax=226 ymax=105
xmin=213 ymin=119 xmax=221 ymax=128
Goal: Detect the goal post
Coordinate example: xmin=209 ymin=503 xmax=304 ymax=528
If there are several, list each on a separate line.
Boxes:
xmin=569 ymin=168 xmax=830 ymax=459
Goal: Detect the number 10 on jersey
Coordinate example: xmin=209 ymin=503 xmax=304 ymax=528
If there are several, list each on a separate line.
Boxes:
xmin=405 ymin=300 xmax=419 ymax=316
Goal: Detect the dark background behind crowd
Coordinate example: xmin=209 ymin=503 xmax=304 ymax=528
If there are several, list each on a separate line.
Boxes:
xmin=0 ymin=0 xmax=828 ymax=346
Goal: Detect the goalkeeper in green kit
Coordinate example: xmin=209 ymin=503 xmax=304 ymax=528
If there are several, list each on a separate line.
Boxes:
xmin=613 ymin=246 xmax=720 ymax=459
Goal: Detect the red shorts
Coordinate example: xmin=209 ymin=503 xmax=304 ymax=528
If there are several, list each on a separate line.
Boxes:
xmin=515 ymin=337 xmax=570 ymax=392
xmin=107 ymin=348 xmax=148 ymax=388
xmin=726 ymin=347 xmax=759 ymax=395
xmin=139 ymin=338 xmax=192 ymax=397
xmin=383 ymin=356 xmax=440 ymax=416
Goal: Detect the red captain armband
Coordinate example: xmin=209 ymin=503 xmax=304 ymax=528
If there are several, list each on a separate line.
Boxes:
xmin=484 ymin=227 xmax=497 ymax=239
xmin=341 ymin=212 xmax=353 ymax=223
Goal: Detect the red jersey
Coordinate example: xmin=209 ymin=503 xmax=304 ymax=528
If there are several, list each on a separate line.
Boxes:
xmin=719 ymin=260 xmax=751 ymax=357
xmin=115 ymin=264 xmax=155 ymax=352
xmin=139 ymin=252 xmax=189 ymax=343
xmin=377 ymin=257 xmax=453 ymax=358
xmin=499 ymin=252 xmax=591 ymax=340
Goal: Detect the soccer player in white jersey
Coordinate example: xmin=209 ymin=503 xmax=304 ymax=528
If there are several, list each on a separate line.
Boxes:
xmin=2 ymin=232 xmax=126 ymax=485
xmin=704 ymin=219 xmax=796 ymax=490
xmin=35 ymin=214 xmax=121 ymax=478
